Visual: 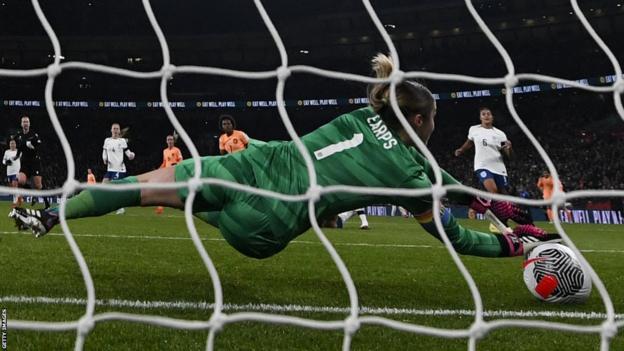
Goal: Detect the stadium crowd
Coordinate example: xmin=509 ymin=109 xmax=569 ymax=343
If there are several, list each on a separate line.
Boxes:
xmin=2 ymin=90 xmax=623 ymax=211
xmin=432 ymin=93 xmax=624 ymax=197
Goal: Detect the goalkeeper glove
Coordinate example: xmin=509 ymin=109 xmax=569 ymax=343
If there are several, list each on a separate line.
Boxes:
xmin=500 ymin=225 xmax=561 ymax=257
xmin=5 ymin=159 xmax=12 ymax=166
xmin=469 ymin=197 xmax=533 ymax=225
xmin=512 ymin=224 xmax=547 ymax=239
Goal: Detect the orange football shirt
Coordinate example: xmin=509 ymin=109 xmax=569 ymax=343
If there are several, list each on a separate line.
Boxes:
xmin=161 ymin=146 xmax=183 ymax=168
xmin=537 ymin=176 xmax=563 ymax=199
xmin=219 ymin=130 xmax=249 ymax=154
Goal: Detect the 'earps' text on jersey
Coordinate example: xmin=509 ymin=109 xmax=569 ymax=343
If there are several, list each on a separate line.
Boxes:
xmin=366 ymin=115 xmax=398 ymax=149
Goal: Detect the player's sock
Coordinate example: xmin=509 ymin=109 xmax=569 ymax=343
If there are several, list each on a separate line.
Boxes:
xmin=49 ymin=176 xmax=140 ymax=219
xmin=356 ymin=209 xmax=369 ymax=229
xmin=400 ymin=207 xmax=409 ymax=218
xmin=338 ymin=211 xmax=354 ymax=223
xmin=43 ymin=196 xmax=50 ymax=209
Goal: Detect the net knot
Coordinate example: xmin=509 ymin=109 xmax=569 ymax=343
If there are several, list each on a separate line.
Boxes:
xmin=188 ymin=178 xmax=203 ymax=193
xmin=344 ymin=316 xmax=360 ymax=335
xmin=162 ymin=64 xmax=176 ymax=80
xmin=63 ymin=178 xmax=80 ymax=194
xmin=276 ymin=66 xmax=291 ymax=80
xmin=614 ymin=79 xmax=624 ymax=94
xmin=601 ymin=321 xmax=617 ymax=340
xmin=306 ymin=184 xmax=323 ymax=203
xmin=47 ymin=64 xmax=62 ymax=78
xmin=209 ymin=313 xmax=226 ymax=333
xmin=431 ymin=184 xmax=447 ymax=200
xmin=390 ymin=70 xmax=405 ymax=85
xmin=504 ymin=74 xmax=518 ymax=88
xmin=77 ymin=316 xmax=95 ymax=336
xmin=469 ymin=321 xmax=488 ymax=340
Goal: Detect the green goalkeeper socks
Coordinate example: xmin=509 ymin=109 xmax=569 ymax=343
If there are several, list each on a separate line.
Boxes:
xmin=54 ymin=176 xmax=141 ymax=219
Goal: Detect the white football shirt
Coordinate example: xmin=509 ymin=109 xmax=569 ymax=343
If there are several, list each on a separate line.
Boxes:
xmin=102 ymin=137 xmax=130 ymax=172
xmin=467 ymin=125 xmax=508 ymax=176
xmin=3 ymin=149 xmax=20 ymax=176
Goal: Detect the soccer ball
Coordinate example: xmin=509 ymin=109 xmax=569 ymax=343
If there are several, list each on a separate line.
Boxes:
xmin=523 ymin=243 xmax=592 ymax=303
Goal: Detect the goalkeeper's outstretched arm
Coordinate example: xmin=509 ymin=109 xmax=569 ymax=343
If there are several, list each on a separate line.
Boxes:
xmin=411 ymin=205 xmax=555 ymax=258
xmin=412 ymin=206 xmax=520 ymax=257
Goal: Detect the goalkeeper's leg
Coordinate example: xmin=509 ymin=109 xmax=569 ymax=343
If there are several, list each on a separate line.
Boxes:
xmin=9 ymin=167 xmax=184 ymax=236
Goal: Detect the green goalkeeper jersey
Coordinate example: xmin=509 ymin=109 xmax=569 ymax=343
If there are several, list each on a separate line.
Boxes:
xmin=298 ymin=106 xmax=465 ymax=214
xmin=177 ymin=106 xmax=466 ymax=248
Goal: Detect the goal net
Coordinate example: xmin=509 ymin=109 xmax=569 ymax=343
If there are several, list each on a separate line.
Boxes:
xmin=1 ymin=0 xmax=623 ymax=350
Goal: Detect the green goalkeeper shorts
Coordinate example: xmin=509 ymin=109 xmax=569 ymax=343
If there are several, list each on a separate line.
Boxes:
xmin=175 ymin=155 xmax=291 ymax=259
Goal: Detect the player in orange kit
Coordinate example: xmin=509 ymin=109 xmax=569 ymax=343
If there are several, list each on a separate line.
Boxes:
xmin=536 ymin=170 xmax=565 ymax=223
xmin=155 ymin=134 xmax=183 ymax=214
xmin=87 ymin=168 xmax=97 ymax=184
xmin=218 ymin=115 xmax=249 ymax=154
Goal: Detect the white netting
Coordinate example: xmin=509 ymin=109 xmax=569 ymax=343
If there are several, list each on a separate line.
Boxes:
xmin=1 ymin=0 xmax=624 ymax=350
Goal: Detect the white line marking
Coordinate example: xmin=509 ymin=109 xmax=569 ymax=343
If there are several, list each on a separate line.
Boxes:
xmin=0 ymin=295 xmax=621 ymax=320
xmin=2 ymin=231 xmax=623 ymax=253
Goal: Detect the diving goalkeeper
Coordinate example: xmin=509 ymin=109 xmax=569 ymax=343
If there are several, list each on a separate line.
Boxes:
xmin=10 ymin=53 xmax=557 ymax=259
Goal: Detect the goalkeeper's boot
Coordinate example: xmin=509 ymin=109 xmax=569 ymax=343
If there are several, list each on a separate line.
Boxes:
xmin=9 ymin=207 xmax=31 ymax=231
xmin=12 ymin=211 xmax=30 ymax=231
xmin=8 ymin=207 xmax=58 ymax=238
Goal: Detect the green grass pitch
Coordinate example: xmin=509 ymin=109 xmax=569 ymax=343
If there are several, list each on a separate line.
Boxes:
xmin=0 ymin=202 xmax=623 ymax=350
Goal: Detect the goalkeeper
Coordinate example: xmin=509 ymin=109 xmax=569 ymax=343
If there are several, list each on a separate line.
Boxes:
xmin=10 ymin=53 xmax=557 ymax=259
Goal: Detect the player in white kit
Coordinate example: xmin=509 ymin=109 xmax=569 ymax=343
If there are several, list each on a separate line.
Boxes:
xmin=455 ymin=107 xmax=513 ymax=232
xmin=3 ymin=139 xmax=22 ymax=206
xmin=102 ymin=123 xmax=136 ymax=214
